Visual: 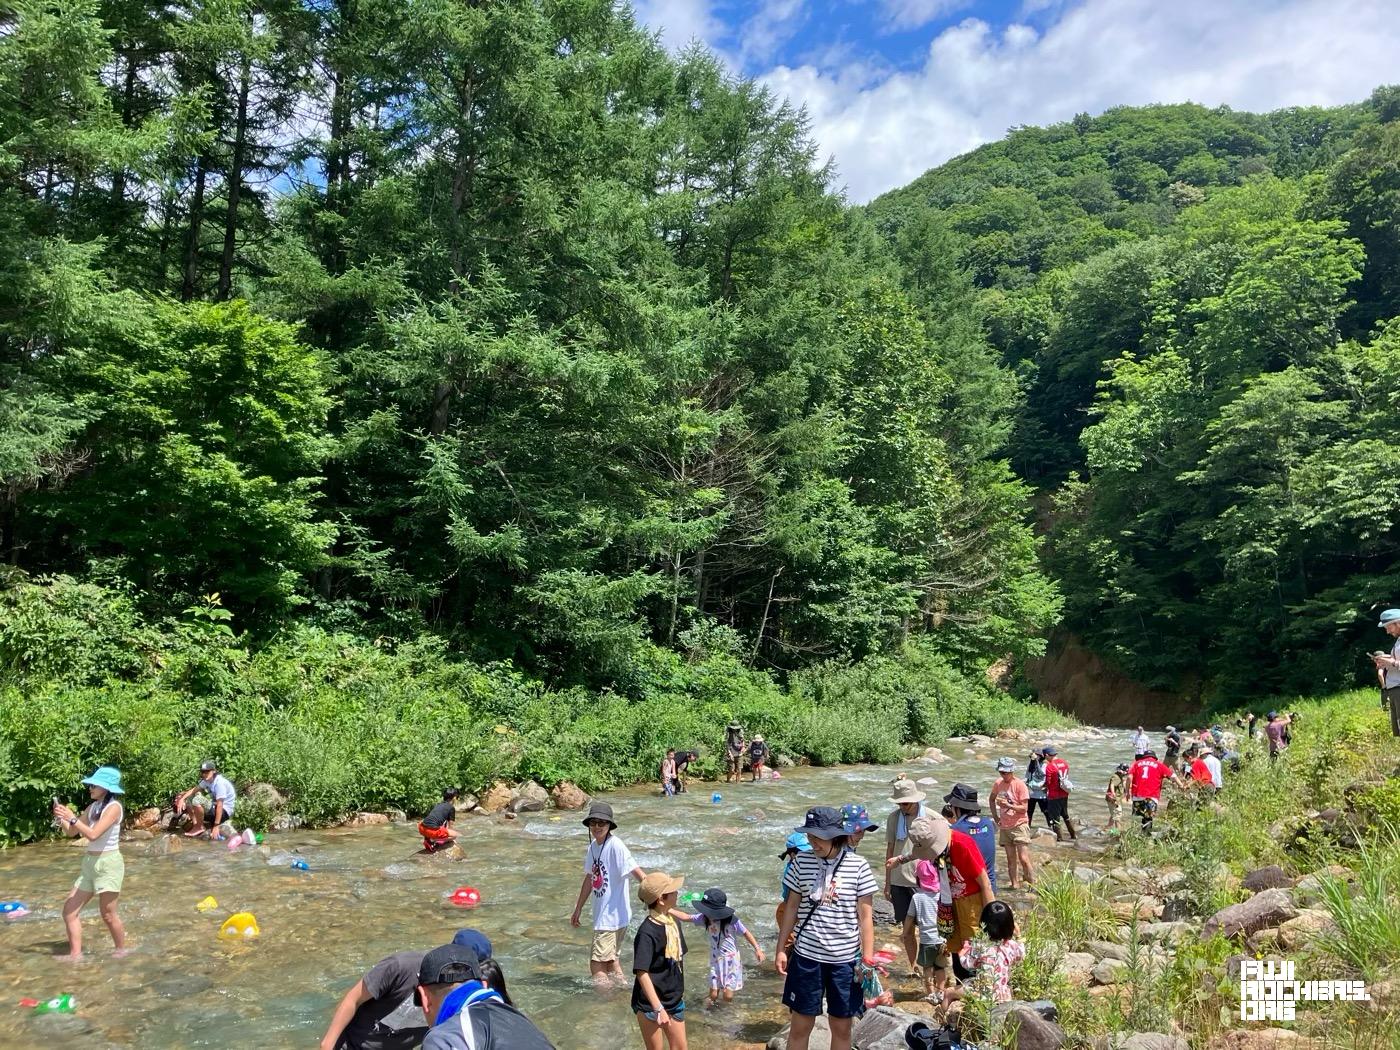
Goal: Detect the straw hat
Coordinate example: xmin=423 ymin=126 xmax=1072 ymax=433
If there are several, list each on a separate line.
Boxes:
xmin=639 ymin=871 xmax=684 ymax=906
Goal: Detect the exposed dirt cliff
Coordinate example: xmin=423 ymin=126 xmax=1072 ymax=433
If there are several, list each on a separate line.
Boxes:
xmin=1026 ymin=632 xmax=1201 ymax=727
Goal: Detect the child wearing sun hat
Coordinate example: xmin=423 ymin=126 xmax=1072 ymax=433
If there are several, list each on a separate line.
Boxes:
xmin=633 ymin=871 xmax=689 ymax=1048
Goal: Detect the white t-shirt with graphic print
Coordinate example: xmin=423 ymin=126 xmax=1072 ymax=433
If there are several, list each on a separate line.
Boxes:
xmin=584 ymin=835 xmax=637 ymax=931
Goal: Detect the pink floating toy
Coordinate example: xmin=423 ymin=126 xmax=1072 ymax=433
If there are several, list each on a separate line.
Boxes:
xmin=449 ymin=886 xmax=481 ymax=909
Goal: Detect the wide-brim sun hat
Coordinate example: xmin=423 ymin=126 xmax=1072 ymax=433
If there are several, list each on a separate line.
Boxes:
xmin=794 ymin=805 xmax=847 ymax=840
xmin=1378 ymin=609 xmax=1400 ymax=627
xmin=996 ymin=757 xmax=1016 ymax=772
xmin=639 ymin=871 xmax=684 ymax=906
xmin=694 ymin=887 xmax=735 ymax=921
xmin=906 ymin=815 xmax=950 ymax=859
xmin=81 ymin=766 xmax=125 ymax=795
xmin=840 ymin=803 xmax=879 ymax=833
xmin=943 ymin=783 xmax=981 ymax=811
xmin=581 ymin=801 xmax=617 ymax=829
xmin=888 ymin=780 xmax=926 ymax=806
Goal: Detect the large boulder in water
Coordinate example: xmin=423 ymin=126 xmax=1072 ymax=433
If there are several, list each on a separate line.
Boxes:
xmin=130 ymin=807 xmax=162 ymax=830
xmin=1092 ymin=1036 xmax=1188 ymax=1050
xmin=550 ymin=782 xmax=589 ymax=810
xmin=1203 ymin=888 xmax=1298 ymax=941
xmin=850 ymin=1005 xmax=924 ymax=1048
xmin=509 ymin=780 xmax=549 ymax=814
xmin=990 ymin=1003 xmax=1067 ymax=1050
xmin=478 ymin=782 xmax=513 ymax=814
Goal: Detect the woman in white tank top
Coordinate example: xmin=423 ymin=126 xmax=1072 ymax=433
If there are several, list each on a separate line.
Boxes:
xmin=51 ymin=765 xmax=128 ymax=959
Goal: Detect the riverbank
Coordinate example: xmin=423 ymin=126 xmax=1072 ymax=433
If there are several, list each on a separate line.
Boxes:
xmin=0 ymin=577 xmax=1070 ymax=845
xmin=771 ymin=688 xmax=1398 ymax=1050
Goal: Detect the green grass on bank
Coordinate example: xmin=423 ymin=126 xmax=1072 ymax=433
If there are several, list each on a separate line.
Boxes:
xmin=997 ymin=690 xmax=1400 ymax=1050
xmin=0 ymin=576 xmax=1067 ymax=845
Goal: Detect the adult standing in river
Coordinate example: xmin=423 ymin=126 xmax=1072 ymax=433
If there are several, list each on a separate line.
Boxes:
xmin=884 ymin=779 xmax=926 ymax=974
xmin=52 ymin=766 xmax=127 ymax=960
xmin=1023 ymin=748 xmax=1049 ymax=832
xmin=724 ymin=722 xmax=745 ymax=783
xmin=1041 ymin=745 xmax=1076 ymax=841
xmin=988 ymin=758 xmax=1035 ymax=890
xmin=775 ymin=807 xmax=876 ymax=1050
xmin=1371 ymin=608 xmax=1400 ymax=737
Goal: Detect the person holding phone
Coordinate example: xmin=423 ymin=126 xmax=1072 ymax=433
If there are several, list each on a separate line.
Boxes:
xmin=51 ymin=766 xmax=127 ymax=959
xmin=1371 ymin=608 xmax=1400 ymax=737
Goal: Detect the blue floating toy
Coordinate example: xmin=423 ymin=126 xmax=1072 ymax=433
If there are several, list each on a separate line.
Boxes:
xmin=0 ymin=901 xmax=25 ymax=913
xmin=290 ymin=859 xmax=310 ymax=871
xmin=711 ymin=792 xmax=722 ymax=804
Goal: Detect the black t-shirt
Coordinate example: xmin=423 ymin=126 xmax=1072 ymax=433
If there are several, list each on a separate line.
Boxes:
xmin=674 ymin=751 xmax=696 ymax=770
xmin=421 ymin=801 xmax=456 ymax=829
xmin=341 ymin=951 xmax=428 ymax=1050
xmin=749 ymin=740 xmax=767 ymax=762
xmin=630 ymin=917 xmax=687 ymax=1014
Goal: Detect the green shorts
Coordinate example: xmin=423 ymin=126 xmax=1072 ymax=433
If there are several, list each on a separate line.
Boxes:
xmin=75 ymin=851 xmax=124 ymax=895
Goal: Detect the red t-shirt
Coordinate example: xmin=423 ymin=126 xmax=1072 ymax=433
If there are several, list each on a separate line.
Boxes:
xmin=947 ymin=828 xmax=987 ymax=899
xmin=1130 ymin=757 xmax=1172 ymax=800
xmin=1044 ymin=757 xmax=1070 ymax=800
xmin=1189 ymin=759 xmax=1212 ymax=784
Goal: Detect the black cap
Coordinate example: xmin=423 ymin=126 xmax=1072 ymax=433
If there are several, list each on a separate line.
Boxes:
xmin=794 ymin=806 xmax=846 ymax=840
xmin=419 ymin=943 xmax=481 ymax=986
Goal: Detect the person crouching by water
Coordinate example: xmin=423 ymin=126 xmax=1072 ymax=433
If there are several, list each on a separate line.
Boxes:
xmin=172 ymin=759 xmax=236 ymax=840
xmin=632 ymin=872 xmax=690 ymax=1050
xmin=52 ymin=766 xmax=127 ymax=960
xmin=570 ymin=802 xmax=646 ymax=988
xmin=416 ymin=943 xmax=554 ymax=1049
xmin=320 ymin=928 xmax=492 ymax=1050
xmin=419 ymin=788 xmax=461 ymax=853
xmin=775 ymin=807 xmax=877 ymax=1050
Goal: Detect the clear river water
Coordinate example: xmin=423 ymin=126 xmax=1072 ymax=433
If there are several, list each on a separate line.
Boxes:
xmin=0 ymin=729 xmax=1133 ymax=1049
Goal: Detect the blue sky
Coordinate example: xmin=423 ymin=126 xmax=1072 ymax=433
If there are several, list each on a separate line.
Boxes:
xmin=629 ymin=0 xmax=1400 ymax=203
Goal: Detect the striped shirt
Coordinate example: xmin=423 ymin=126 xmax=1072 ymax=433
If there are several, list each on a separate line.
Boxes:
xmin=781 ymin=850 xmax=877 ymax=964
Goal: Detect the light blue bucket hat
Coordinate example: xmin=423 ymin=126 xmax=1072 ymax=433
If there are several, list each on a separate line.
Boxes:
xmin=1378 ymin=609 xmax=1400 ymax=627
xmin=81 ymin=766 xmax=125 ymax=795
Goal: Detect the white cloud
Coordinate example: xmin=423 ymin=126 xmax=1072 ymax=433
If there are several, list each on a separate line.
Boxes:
xmin=630 ymin=0 xmax=725 ymax=53
xmin=739 ymin=0 xmax=809 ymax=67
xmin=758 ymin=0 xmax=1400 ymax=203
xmin=881 ymin=0 xmax=973 ymax=32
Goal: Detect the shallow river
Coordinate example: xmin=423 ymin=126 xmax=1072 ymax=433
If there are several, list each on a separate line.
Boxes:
xmin=0 ymin=729 xmax=1133 ymax=1049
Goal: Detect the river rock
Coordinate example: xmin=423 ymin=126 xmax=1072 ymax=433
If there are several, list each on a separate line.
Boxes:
xmin=1276 ymin=909 xmax=1334 ymax=949
xmin=1241 ymin=865 xmax=1292 ymax=892
xmin=767 ymin=1014 xmax=830 ymax=1049
xmin=969 ymin=734 xmax=995 ymax=747
xmin=990 ymin=1003 xmax=1066 ymax=1050
xmin=1138 ymin=921 xmax=1191 ymax=945
xmin=916 ymin=777 xmax=938 ymax=787
xmin=997 ymin=727 xmax=1023 ymax=740
xmin=131 ymin=806 xmax=162 ymax=830
xmin=774 ymin=753 xmax=795 ymax=768
xmin=1086 ymin=940 xmax=1129 ymax=962
xmin=962 ymin=748 xmax=978 ymax=756
xmin=384 ymin=808 xmax=407 ymax=823
xmin=550 ymin=782 xmax=589 ymax=810
xmin=123 ymin=828 xmax=153 ymax=841
xmin=871 ymin=896 xmax=897 ymax=926
xmin=1215 ymin=1031 xmax=1321 ymax=1050
xmin=478 ymin=782 xmax=513 ymax=814
xmin=271 ymin=813 xmax=304 ymax=832
xmin=454 ymin=793 xmax=479 ymax=814
xmin=1073 ymin=866 xmax=1104 ymax=884
xmin=1110 ymin=899 xmax=1162 ymax=922
xmin=509 ymin=781 xmax=549 ymax=813
xmin=1203 ymin=888 xmax=1297 ymax=940
xmin=1055 ymin=952 xmax=1097 ymax=984
xmin=1093 ymin=1035 xmax=1188 ymax=1050
xmin=922 ymin=747 xmax=947 ymax=762
xmin=350 ymin=812 xmax=391 ymax=826
xmin=414 ymin=843 xmax=466 ymax=863
xmin=850 ymin=1005 xmax=923 ymax=1048
xmin=1092 ymin=958 xmax=1128 ymax=986
xmin=990 ymin=1000 xmax=1058 ymax=1026
xmin=1292 ymin=864 xmax=1350 ymax=905
xmin=245 ymin=782 xmax=287 ymax=811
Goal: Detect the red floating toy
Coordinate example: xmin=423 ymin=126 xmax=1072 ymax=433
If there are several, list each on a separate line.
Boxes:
xmin=18 ymin=998 xmax=38 ymax=1009
xmin=449 ymin=886 xmax=481 ymax=909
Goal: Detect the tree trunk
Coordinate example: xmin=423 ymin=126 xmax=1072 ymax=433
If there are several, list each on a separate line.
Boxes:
xmin=216 ymin=55 xmax=252 ymax=301
xmin=110 ymin=49 xmax=139 ymax=212
xmin=181 ymin=156 xmax=208 ymax=301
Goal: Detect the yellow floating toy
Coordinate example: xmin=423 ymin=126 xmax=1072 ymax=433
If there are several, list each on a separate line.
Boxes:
xmin=196 ymin=896 xmax=219 ymax=912
xmin=219 ymin=912 xmax=260 ymax=939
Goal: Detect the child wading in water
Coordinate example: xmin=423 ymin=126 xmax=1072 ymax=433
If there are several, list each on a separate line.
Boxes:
xmin=910 ymin=859 xmax=945 ymax=1003
xmin=418 ymin=787 xmax=460 ymax=852
xmin=51 ymin=766 xmax=127 ymax=959
xmin=672 ymin=887 xmax=764 ymax=1006
xmin=633 ymin=871 xmax=689 ymax=1050
xmin=941 ymin=900 xmax=1025 ymax=1017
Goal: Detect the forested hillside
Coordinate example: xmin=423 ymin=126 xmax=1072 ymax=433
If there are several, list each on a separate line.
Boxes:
xmin=870 ymin=91 xmax=1400 ymax=696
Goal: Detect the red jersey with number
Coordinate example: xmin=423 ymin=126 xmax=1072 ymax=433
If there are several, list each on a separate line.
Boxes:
xmin=1130 ymin=757 xmax=1172 ymax=800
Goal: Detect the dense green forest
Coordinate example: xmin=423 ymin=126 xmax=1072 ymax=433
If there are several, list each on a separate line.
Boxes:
xmin=1 ymin=0 xmax=1397 ymax=834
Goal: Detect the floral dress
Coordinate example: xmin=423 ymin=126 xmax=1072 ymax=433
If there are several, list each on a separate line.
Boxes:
xmin=959 ymin=938 xmax=1025 ymax=1003
xmin=689 ymin=915 xmax=748 ymax=991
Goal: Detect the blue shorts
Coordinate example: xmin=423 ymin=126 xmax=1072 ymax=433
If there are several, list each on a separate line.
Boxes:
xmin=781 ymin=952 xmax=864 ymax=1019
xmin=641 ymin=1001 xmax=685 ymax=1023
